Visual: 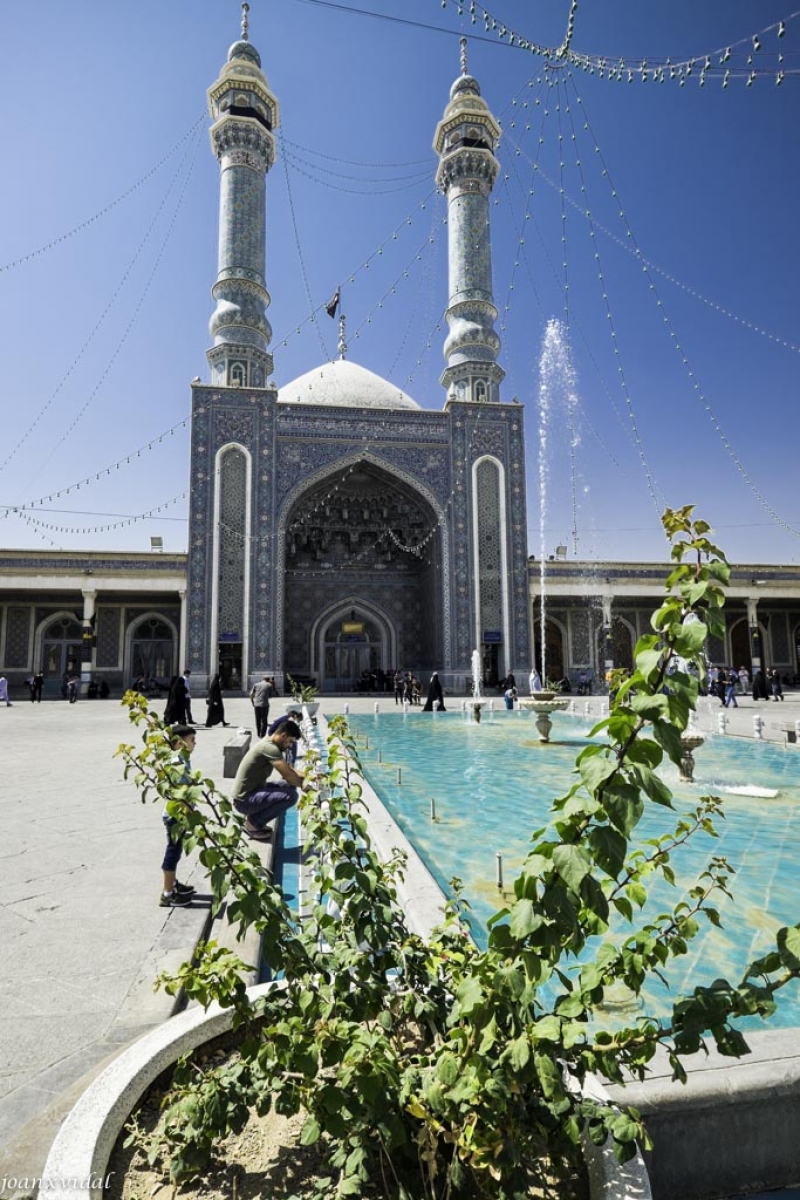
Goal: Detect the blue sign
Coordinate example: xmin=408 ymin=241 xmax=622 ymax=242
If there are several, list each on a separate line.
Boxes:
xmin=483 ymin=630 xmax=502 ymax=644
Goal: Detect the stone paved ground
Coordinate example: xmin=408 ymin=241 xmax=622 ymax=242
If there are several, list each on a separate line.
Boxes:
xmin=0 ymin=686 xmax=797 ymax=1193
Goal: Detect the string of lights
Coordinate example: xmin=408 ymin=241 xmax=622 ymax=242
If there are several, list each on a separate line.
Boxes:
xmin=0 ymin=114 xmax=206 ymax=276
xmin=389 ymin=204 xmax=444 ymax=379
xmin=498 ymin=155 xmax=635 ymax=480
xmin=273 ymin=186 xmax=439 ymax=351
xmin=351 ymin=221 xmax=443 ymax=343
xmin=280 ymin=143 xmax=432 ymax=190
xmin=502 ymin=105 xmax=662 ymax=514
xmin=31 ymin=129 xmax=204 ymax=483
xmin=0 ymin=417 xmax=189 ymax=516
xmin=280 ymin=129 xmax=337 ymax=361
xmin=280 ymin=135 xmax=431 ymax=170
xmin=564 ymin=71 xmax=800 ymax=538
xmin=15 ymin=491 xmax=187 ymax=536
xmin=440 ymin=0 xmax=800 ymax=86
xmin=0 ymin=127 xmax=203 ymax=478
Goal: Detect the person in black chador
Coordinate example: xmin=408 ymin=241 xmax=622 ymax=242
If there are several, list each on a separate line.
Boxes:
xmin=205 ymin=673 xmax=229 ymax=727
xmin=422 ymin=670 xmax=446 ymax=712
xmin=164 ymin=675 xmax=188 ymax=724
xmin=751 ymin=669 xmax=769 ymax=701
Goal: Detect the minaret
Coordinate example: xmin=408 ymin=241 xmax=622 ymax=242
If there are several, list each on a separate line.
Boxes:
xmin=206 ymin=3 xmax=279 ymax=389
xmin=434 ymin=39 xmax=504 ymax=404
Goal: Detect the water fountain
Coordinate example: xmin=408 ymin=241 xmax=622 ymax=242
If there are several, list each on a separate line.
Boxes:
xmin=466 ymin=648 xmax=485 ymax=722
xmin=518 ymin=687 xmax=571 ymax=741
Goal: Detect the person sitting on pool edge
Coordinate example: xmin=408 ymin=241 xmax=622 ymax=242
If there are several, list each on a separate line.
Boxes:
xmin=231 ymin=719 xmax=306 ymax=841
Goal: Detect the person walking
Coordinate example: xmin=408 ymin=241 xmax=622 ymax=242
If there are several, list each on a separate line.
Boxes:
xmin=770 ymin=669 xmax=784 ymax=701
xmin=738 ymin=665 xmax=750 ymax=695
xmin=0 ymin=674 xmax=11 ymax=707
xmin=231 ymin=719 xmax=306 ymax=841
xmin=182 ymin=669 xmax=195 ymax=723
xmin=724 ymin=668 xmax=739 ymax=708
xmin=32 ymin=672 xmax=44 ymax=703
xmin=159 ymin=724 xmax=198 ymax=908
xmin=249 ymin=675 xmax=272 ymax=738
xmin=164 ymin=675 xmax=188 ymax=724
xmin=67 ymin=675 xmax=79 ymax=703
xmin=528 ymin=667 xmax=542 ymax=694
xmin=422 ymin=671 xmax=445 ymax=712
xmin=205 ymin=673 xmax=229 ymax=727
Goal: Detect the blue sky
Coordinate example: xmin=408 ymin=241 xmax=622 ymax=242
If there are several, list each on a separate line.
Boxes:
xmin=1 ymin=1 xmax=798 ymax=563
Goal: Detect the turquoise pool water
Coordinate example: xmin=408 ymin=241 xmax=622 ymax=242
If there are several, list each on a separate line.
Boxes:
xmin=348 ymin=710 xmax=800 ymax=1028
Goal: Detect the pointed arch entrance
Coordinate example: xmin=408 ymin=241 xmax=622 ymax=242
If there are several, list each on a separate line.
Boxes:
xmin=312 ymin=599 xmax=396 ymax=692
xmin=279 ymin=459 xmax=445 ymax=691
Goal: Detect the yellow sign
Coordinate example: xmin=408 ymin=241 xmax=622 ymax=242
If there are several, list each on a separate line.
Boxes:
xmin=342 ymin=622 xmax=365 ymax=634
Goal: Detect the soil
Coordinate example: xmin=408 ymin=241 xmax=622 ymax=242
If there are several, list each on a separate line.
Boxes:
xmin=107 ymin=1038 xmax=589 ymax=1200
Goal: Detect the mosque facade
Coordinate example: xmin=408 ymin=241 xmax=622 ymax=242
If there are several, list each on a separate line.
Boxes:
xmin=185 ymin=25 xmax=530 ymax=694
xmin=1 ymin=22 xmax=800 ymax=698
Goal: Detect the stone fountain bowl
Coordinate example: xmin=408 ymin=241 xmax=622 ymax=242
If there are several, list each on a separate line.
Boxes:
xmin=519 ymin=692 xmax=571 ymax=714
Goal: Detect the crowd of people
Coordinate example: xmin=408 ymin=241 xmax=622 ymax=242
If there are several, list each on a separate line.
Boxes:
xmin=705 ymin=664 xmax=785 ymax=704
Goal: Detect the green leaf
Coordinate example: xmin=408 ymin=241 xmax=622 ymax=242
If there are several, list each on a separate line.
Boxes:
xmin=509 ymin=1034 xmax=531 ymax=1071
xmin=553 ymin=844 xmax=592 ymax=892
xmin=778 ymin=925 xmax=800 ymax=971
xmin=588 ymin=827 xmax=626 ymax=879
xmin=455 ymin=977 xmax=483 ymax=1015
xmin=300 ymin=1115 xmax=321 ymax=1145
xmin=509 ymin=897 xmax=543 ymax=938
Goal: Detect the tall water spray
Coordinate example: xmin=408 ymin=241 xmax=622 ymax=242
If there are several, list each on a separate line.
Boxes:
xmin=471 ymin=648 xmax=483 ymax=700
xmin=537 ymin=318 xmax=580 ymax=684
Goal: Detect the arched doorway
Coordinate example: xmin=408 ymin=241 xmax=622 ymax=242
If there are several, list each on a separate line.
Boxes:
xmin=129 ymin=615 xmax=176 ymax=684
xmin=318 ymin=606 xmax=391 ymax=692
xmin=40 ymin=614 xmax=82 ymax=683
xmin=281 ymin=461 xmax=442 ymax=689
xmin=533 ymin=617 xmax=565 ymax=684
xmin=730 ymin=618 xmax=751 ymax=674
xmin=594 ymin=617 xmax=635 ymax=675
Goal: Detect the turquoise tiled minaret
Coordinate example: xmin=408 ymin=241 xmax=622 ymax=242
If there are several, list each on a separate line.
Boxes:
xmin=434 ymin=39 xmax=504 ymax=405
xmin=206 ymin=4 xmax=279 ymax=390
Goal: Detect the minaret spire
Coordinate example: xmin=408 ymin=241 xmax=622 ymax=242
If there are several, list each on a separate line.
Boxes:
xmin=433 ymin=47 xmax=504 ymax=405
xmin=205 ymin=12 xmax=280 ymax=389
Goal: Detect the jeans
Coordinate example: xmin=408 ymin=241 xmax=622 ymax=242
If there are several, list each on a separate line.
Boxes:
xmin=162 ymin=816 xmax=184 ymax=872
xmin=234 ymin=782 xmax=298 ymax=830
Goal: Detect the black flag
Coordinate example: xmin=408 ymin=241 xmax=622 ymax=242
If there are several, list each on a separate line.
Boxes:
xmin=325 ymin=288 xmax=340 ymax=318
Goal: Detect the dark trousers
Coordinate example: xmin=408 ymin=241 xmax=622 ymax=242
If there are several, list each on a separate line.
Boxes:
xmin=234 ymin=782 xmax=298 ymax=831
xmin=254 ymin=705 xmax=270 ymax=738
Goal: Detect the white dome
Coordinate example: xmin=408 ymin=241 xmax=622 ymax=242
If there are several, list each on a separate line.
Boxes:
xmin=277 ymin=358 xmax=420 ymax=410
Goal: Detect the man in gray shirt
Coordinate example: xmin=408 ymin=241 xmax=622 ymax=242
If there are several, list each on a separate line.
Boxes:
xmin=232 ymin=720 xmax=304 ymax=841
xmin=250 ymin=675 xmax=271 ymax=738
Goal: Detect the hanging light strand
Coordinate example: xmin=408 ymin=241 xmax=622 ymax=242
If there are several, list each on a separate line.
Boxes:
xmin=29 ymin=129 xmax=204 ymax=485
xmin=280 ymin=134 xmax=431 ymax=171
xmin=1 ymin=417 xmax=189 ymax=515
xmin=0 ymin=126 xmax=203 ymax=478
xmin=564 ymin=71 xmax=800 ymax=538
xmin=352 ymin=208 xmax=443 ymax=343
xmin=0 ymin=113 xmax=205 ymax=276
xmin=274 ymin=186 xmax=438 ymax=352
xmin=280 ymin=144 xmax=432 ymax=192
xmin=13 ymin=491 xmax=187 ymax=536
xmin=440 ymin=0 xmax=800 ymax=86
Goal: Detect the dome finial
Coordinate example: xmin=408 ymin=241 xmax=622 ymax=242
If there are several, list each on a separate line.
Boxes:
xmin=338 ymin=313 xmax=348 ymax=360
xmin=460 ymin=36 xmax=468 ymax=76
xmin=241 ymin=2 xmax=250 ymax=41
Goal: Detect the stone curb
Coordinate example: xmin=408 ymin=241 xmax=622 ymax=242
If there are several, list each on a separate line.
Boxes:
xmin=38 ymin=982 xmax=280 ymax=1200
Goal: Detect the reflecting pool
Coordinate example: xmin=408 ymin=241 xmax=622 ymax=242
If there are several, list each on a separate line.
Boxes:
xmin=348 ymin=710 xmax=800 ymax=1028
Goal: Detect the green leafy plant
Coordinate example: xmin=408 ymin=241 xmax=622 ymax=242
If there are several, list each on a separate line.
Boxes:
xmin=287 ymin=673 xmax=319 ymax=704
xmin=118 ymin=507 xmax=800 ymax=1198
